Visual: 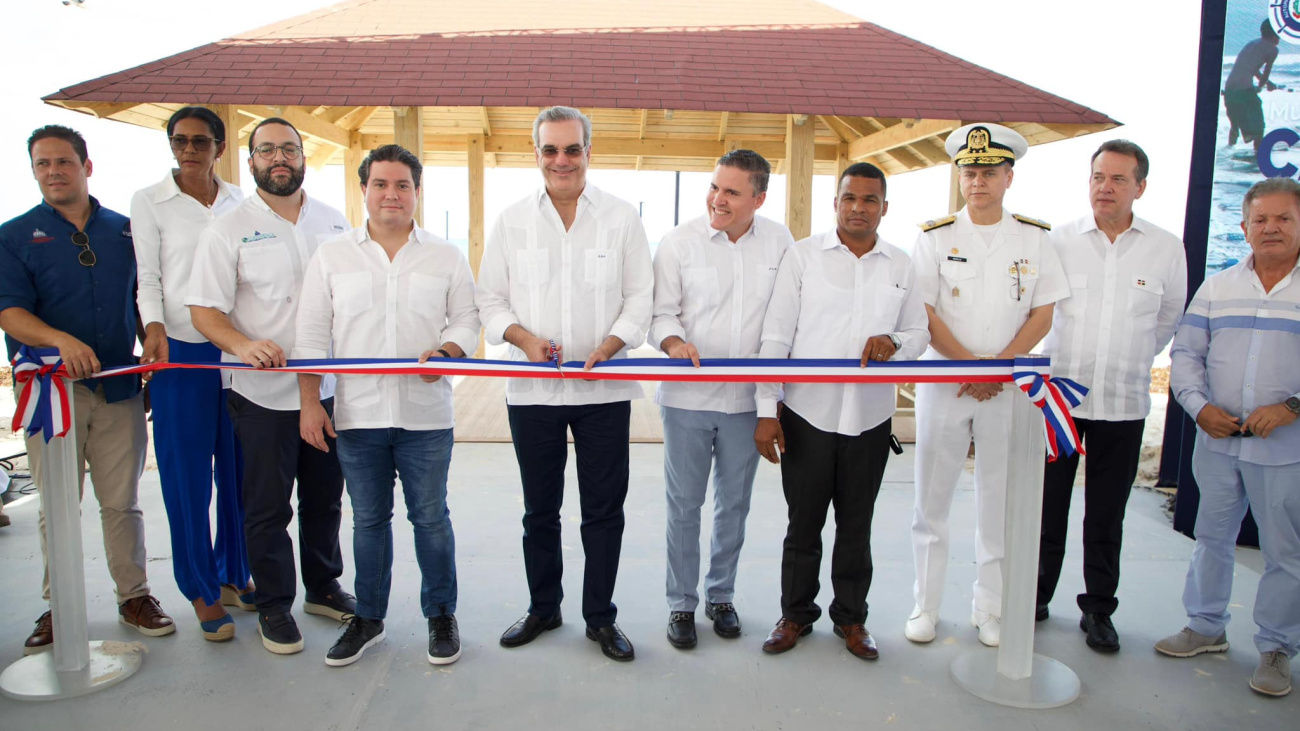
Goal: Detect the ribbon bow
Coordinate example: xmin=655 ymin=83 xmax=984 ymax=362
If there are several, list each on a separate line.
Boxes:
xmin=1013 ymin=356 xmax=1088 ymax=461
xmin=11 ymin=346 xmax=72 ymax=443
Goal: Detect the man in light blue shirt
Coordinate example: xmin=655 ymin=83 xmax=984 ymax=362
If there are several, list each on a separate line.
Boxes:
xmin=1161 ymin=177 xmax=1300 ymax=697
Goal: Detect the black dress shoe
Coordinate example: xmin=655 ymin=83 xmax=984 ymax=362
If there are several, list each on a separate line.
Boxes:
xmin=1080 ymin=612 xmax=1120 ymax=652
xmin=667 ymin=612 xmax=697 ymax=649
xmin=500 ymin=611 xmax=563 ymax=648
xmin=705 ymin=601 xmax=741 ymax=638
xmin=586 ymin=623 xmax=635 ymax=661
xmin=1036 ymin=604 xmax=1049 ymax=622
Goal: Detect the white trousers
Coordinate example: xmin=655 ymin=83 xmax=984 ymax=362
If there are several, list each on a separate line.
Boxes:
xmin=912 ymin=381 xmax=1011 ymax=616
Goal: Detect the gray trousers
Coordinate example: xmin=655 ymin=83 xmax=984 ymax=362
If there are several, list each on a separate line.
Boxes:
xmin=662 ymin=406 xmax=760 ymax=612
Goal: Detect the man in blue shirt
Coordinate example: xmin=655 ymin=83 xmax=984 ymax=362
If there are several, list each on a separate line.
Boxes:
xmin=1161 ymin=177 xmax=1300 ymax=697
xmin=0 ymin=125 xmax=175 ymax=655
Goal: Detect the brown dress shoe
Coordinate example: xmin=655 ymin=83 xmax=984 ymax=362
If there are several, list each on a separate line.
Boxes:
xmin=762 ymin=617 xmax=811 ymax=654
xmin=119 ymin=595 xmax=176 ymax=637
xmin=23 ymin=611 xmax=53 ymax=656
xmin=834 ymin=623 xmax=879 ymax=660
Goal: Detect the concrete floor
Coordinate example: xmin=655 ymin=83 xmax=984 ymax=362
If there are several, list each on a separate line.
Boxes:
xmin=0 ymin=442 xmax=1292 ymax=730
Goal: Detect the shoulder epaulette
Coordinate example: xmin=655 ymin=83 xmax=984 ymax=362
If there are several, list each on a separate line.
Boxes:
xmin=1012 ymin=213 xmax=1051 ymax=231
xmin=919 ymin=215 xmax=957 ymax=232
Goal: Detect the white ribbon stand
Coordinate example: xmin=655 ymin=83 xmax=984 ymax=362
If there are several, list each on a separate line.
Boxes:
xmin=0 ymin=410 xmax=142 ymax=700
xmin=949 ymin=383 xmax=1081 ymax=708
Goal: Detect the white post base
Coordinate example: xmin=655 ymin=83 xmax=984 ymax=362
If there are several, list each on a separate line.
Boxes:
xmin=0 ymin=641 xmax=143 ymax=701
xmin=950 ymin=651 xmax=1081 ymax=709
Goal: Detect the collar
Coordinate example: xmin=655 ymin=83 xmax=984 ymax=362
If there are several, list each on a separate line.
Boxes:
xmin=38 ymin=196 xmax=101 ymax=229
xmin=249 ymin=188 xmax=309 ymax=220
xmin=358 ymin=221 xmax=429 ymax=246
xmin=1082 ymin=213 xmax=1148 ymax=236
xmin=822 ymin=229 xmax=892 ymax=257
xmin=707 ymin=217 xmax=757 ymax=244
xmin=152 ymin=169 xmax=238 ymax=206
xmin=535 ymin=184 xmax=597 ymax=210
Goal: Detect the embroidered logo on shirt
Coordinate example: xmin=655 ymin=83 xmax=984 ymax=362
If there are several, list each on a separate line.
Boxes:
xmin=30 ymin=228 xmax=53 ymax=243
xmin=241 ymin=230 xmax=277 ymax=244
xmin=1136 ymin=279 xmax=1146 ymax=287
xmin=122 ymin=221 xmax=132 ymax=238
xmin=331 ymin=224 xmax=345 ymax=231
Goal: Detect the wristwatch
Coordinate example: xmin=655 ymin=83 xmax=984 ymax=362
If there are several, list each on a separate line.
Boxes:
xmin=888 ymin=334 xmax=901 ymax=350
xmin=1286 ymin=397 xmax=1300 ymax=415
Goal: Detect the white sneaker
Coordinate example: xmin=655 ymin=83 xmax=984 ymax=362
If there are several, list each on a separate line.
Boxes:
xmin=904 ymin=606 xmax=938 ymax=643
xmin=971 ymin=611 xmax=1001 ymax=647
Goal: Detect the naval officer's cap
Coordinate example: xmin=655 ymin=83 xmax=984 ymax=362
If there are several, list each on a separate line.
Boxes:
xmin=945 ymin=123 xmax=1028 ymax=167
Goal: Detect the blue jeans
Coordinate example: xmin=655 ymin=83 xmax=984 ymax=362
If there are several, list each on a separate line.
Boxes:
xmin=336 ymin=428 xmax=457 ymax=620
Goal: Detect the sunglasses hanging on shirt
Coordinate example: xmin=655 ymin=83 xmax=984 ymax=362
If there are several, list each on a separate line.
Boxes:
xmin=71 ymin=230 xmax=95 ymax=267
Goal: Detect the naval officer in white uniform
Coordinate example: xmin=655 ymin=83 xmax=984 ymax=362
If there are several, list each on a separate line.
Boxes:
xmin=906 ymin=123 xmax=1069 ymax=647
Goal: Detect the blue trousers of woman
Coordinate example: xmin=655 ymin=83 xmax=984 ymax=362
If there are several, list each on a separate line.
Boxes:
xmin=151 ymin=338 xmax=250 ymax=605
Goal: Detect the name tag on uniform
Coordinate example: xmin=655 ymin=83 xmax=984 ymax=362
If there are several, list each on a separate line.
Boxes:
xmin=946 ymin=255 xmax=967 ymax=262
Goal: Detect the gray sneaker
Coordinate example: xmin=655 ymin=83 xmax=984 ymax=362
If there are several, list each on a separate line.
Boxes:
xmin=1250 ymin=651 xmax=1292 ymax=697
xmin=1153 ymin=627 xmax=1229 ymax=658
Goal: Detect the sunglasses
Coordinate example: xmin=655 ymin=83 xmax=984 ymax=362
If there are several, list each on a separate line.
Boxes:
xmin=539 ymin=144 xmax=587 ymax=159
xmin=71 ymin=230 xmax=95 ymax=267
xmin=169 ymin=135 xmax=219 ymax=152
xmin=252 ymin=142 xmax=303 ymax=160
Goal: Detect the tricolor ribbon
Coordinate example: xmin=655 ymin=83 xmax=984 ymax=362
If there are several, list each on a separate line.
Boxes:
xmin=15 ymin=353 xmax=1087 ymax=459
xmin=11 ymin=346 xmax=72 ymax=443
xmin=1013 ymin=357 xmax=1089 ymax=461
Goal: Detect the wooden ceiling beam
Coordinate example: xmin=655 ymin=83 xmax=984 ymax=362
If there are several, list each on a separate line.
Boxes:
xmin=237 ymin=104 xmax=350 ymax=147
xmin=847 ymin=118 xmax=960 ymax=161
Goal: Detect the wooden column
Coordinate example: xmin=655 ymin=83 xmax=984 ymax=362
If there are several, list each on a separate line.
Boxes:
xmin=212 ymin=104 xmax=242 ymax=187
xmin=784 ymin=114 xmax=814 ymax=240
xmin=394 ymin=106 xmax=425 ymax=226
xmin=468 ymin=133 xmax=487 ymax=357
xmin=344 ymin=130 xmax=364 ymax=228
xmin=836 ymin=143 xmax=850 ymax=180
xmin=948 ymin=163 xmax=965 ymax=214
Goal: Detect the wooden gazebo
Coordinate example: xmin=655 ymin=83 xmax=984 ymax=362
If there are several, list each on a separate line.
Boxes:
xmin=44 ymin=0 xmax=1116 ymax=279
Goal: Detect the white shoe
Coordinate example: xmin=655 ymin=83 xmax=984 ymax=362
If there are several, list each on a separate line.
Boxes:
xmin=905 ymin=606 xmax=938 ymax=643
xmin=971 ymin=611 xmax=1001 ymax=647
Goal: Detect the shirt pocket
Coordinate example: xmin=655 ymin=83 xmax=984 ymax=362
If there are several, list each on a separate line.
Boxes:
xmin=584 ymin=249 xmax=616 ymax=289
xmin=1008 ymin=262 xmax=1040 ymax=302
xmin=874 ymin=285 xmax=908 ymax=326
xmin=331 ymin=271 xmax=373 ymax=317
xmin=239 ymin=244 xmax=294 ymax=301
xmin=753 ymin=264 xmax=779 ymax=301
xmin=938 ymin=260 xmax=977 ymax=302
xmin=408 ymin=273 xmax=449 ymax=319
xmin=683 ymin=266 xmax=721 ymax=312
xmin=1129 ymin=276 xmax=1163 ymax=316
xmin=514 ymin=249 xmax=549 ymax=286
xmin=337 ymin=373 xmax=381 ymax=409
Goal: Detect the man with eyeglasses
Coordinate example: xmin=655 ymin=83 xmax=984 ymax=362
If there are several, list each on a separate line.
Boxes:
xmin=477 ymin=105 xmax=653 ymax=661
xmin=188 ymin=117 xmax=355 ymax=655
xmin=906 ymin=123 xmax=1068 ymax=649
xmin=0 ymin=124 xmax=176 ymax=654
xmin=1037 ymin=140 xmax=1187 ymax=653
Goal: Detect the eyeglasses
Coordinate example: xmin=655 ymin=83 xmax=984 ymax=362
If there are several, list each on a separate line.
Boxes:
xmin=252 ymin=142 xmax=303 ymax=160
xmin=539 ymin=144 xmax=587 ymax=159
xmin=71 ymin=231 xmax=95 ymax=267
xmin=169 ymin=135 xmax=219 ymax=152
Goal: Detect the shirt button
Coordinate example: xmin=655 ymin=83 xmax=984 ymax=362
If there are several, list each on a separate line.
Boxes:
xmin=287 ymin=296 xmax=293 ymax=302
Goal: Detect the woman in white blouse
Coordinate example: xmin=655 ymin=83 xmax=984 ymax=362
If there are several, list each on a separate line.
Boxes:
xmin=131 ymin=107 xmax=251 ymax=641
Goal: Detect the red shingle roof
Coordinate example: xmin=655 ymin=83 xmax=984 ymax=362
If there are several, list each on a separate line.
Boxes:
xmin=44 ymin=14 xmax=1112 ymax=125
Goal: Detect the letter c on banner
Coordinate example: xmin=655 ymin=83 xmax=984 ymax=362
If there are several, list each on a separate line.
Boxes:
xmin=1258 ymin=128 xmax=1300 ymax=178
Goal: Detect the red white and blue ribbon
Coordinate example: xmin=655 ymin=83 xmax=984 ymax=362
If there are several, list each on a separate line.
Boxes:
xmin=11 ymin=346 xmax=72 ymax=443
xmin=1013 ymin=362 xmax=1089 ymax=461
xmin=14 ymin=352 xmax=1086 ymax=458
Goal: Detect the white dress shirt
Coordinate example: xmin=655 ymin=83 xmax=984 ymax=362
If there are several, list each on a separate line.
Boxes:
xmin=756 ymin=231 xmax=930 ymax=435
xmin=131 ymin=170 xmax=243 ymax=343
xmin=475 ymin=185 xmax=654 ymax=406
xmin=650 ymin=214 xmax=793 ymax=414
xmin=186 ymin=191 xmax=347 ymax=411
xmin=914 ymin=208 xmax=1070 ymax=358
xmin=292 ymin=225 xmax=479 ymax=431
xmin=1043 ymin=215 xmax=1188 ymax=420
